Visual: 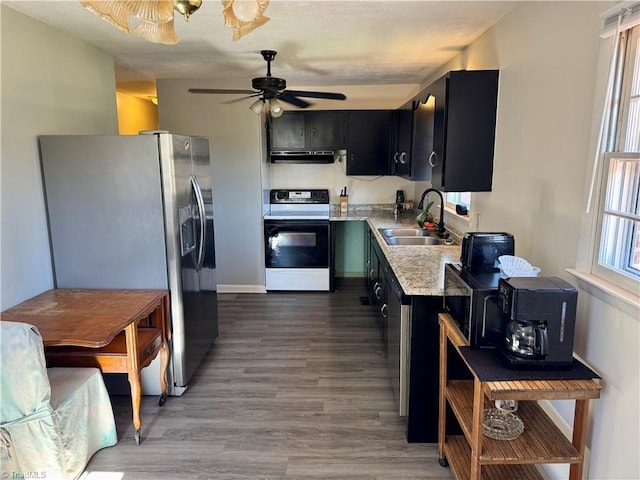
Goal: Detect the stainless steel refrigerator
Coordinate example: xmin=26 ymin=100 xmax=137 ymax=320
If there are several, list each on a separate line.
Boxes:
xmin=38 ymin=132 xmax=218 ymax=396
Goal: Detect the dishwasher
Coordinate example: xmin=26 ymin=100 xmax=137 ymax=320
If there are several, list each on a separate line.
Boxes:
xmin=383 ymin=264 xmax=411 ymax=417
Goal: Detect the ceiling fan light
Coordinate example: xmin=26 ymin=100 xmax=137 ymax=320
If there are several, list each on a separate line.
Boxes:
xmin=231 ymin=0 xmax=259 ymax=22
xmin=80 ymin=0 xmax=133 ymax=33
xmin=249 ymin=99 xmax=264 ymax=115
xmin=269 ymin=98 xmax=283 ymax=117
xmin=133 ymin=18 xmax=179 ymax=44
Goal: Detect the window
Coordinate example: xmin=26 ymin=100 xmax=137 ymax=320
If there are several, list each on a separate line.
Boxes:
xmin=595 ymin=153 xmax=640 ymax=289
xmin=446 ymin=192 xmax=471 ymax=214
xmin=592 ymin=21 xmax=640 ymax=295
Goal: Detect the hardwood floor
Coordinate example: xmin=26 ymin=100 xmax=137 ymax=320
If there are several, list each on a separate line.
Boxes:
xmin=85 ymin=279 xmax=453 ymax=479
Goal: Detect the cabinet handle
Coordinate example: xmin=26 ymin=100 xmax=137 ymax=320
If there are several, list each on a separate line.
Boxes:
xmin=381 ymin=303 xmax=388 ymax=318
xmin=428 ymin=151 xmax=438 ymax=167
xmin=369 ymin=269 xmax=375 ymax=281
xmin=399 ymin=152 xmax=407 ymax=164
xmin=375 ymin=284 xmax=381 ymax=299
xmin=394 ymin=152 xmax=399 ymax=163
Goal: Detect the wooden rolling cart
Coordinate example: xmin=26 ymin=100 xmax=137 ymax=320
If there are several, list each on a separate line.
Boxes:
xmin=438 ymin=313 xmax=601 ymax=480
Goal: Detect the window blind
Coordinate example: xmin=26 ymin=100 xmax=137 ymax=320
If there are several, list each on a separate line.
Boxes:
xmin=601 ymin=1 xmax=640 ymax=38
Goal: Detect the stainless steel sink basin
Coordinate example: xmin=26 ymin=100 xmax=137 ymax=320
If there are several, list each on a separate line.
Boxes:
xmin=379 ymin=228 xmax=429 ymax=237
xmin=385 ymin=236 xmax=447 ymax=246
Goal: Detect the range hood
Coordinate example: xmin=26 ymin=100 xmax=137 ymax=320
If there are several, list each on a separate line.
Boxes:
xmin=270 ymin=150 xmax=335 ymax=164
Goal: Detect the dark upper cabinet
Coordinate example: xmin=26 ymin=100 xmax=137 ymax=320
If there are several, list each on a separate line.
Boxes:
xmin=306 ymin=111 xmax=347 ymax=149
xmin=410 ymin=94 xmax=435 ymax=182
xmin=270 ymin=112 xmax=305 ymax=150
xmin=426 ymin=70 xmax=499 ymax=192
xmin=391 ymin=101 xmax=413 ymax=178
xmin=269 ymin=111 xmax=347 ymax=151
xmin=391 ymin=99 xmax=432 ymax=181
xmin=345 ymin=110 xmax=392 ymax=175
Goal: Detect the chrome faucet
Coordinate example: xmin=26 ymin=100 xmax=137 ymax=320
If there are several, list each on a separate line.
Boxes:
xmin=417 ymin=188 xmax=447 ymax=237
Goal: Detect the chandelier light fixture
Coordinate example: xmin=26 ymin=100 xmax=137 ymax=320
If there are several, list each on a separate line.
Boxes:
xmin=80 ymin=0 xmax=270 ymax=44
xmin=222 ymin=0 xmax=270 ymax=41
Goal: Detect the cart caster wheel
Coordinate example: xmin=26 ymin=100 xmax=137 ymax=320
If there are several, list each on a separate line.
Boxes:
xmin=159 ymin=392 xmax=167 ymax=406
xmin=438 ymin=457 xmax=449 ymax=468
xmin=134 ymin=429 xmax=140 ymax=445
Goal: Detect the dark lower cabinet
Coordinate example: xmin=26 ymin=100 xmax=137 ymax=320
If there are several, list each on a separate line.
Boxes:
xmin=406 ymin=295 xmax=444 ymax=442
xmin=365 ymin=224 xmax=451 ymax=442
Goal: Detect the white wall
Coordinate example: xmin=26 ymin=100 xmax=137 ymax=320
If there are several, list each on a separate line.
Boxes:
xmin=425 ymin=2 xmax=638 ymax=479
xmin=0 ymin=6 xmax=118 ymax=310
xmin=269 ymin=161 xmax=414 ymax=206
xmin=156 ymin=78 xmax=267 ymax=292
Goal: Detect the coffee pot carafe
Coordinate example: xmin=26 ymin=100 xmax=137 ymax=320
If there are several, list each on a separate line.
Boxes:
xmin=504 ymin=319 xmax=549 ymax=358
xmin=498 ymin=276 xmax=578 ymax=369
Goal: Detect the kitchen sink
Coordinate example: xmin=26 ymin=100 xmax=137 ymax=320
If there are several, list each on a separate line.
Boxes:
xmin=385 ymin=236 xmax=448 ymax=246
xmin=377 ymin=227 xmax=452 ymax=246
xmin=379 ymin=228 xmax=429 ymax=237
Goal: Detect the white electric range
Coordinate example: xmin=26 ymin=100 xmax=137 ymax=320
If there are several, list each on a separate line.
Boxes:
xmin=263 ymin=189 xmax=331 ymax=291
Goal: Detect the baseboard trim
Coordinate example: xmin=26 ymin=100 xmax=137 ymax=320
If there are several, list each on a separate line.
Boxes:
xmin=217 ymin=284 xmax=267 ymax=294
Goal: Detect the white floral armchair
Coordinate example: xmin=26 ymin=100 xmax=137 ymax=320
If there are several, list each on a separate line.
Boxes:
xmin=0 ymin=321 xmax=118 ymax=479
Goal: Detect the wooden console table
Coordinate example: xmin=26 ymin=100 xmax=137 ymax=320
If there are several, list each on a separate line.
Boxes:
xmin=1 ymin=289 xmax=170 ymax=445
xmin=438 ymin=313 xmax=601 ymax=480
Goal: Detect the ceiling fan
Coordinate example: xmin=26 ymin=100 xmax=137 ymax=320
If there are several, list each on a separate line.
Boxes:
xmin=188 ymin=50 xmax=347 ymax=116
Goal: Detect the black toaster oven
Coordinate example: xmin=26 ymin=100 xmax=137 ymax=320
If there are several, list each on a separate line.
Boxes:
xmin=460 ymin=232 xmax=515 ymax=271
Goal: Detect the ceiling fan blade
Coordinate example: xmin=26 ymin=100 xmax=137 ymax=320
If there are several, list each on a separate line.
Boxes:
xmin=222 ymin=93 xmax=262 ymax=104
xmin=188 ymin=88 xmax=257 ymax=95
xmin=283 ymin=90 xmax=347 ymax=101
xmin=277 ymin=92 xmax=312 ymax=108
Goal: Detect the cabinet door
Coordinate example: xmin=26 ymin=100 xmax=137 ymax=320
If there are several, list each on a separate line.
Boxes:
xmin=374 ymin=248 xmax=387 ymax=341
xmin=427 ymin=74 xmax=447 ymax=189
xmin=306 ymin=111 xmax=347 ymax=149
xmin=346 ymin=110 xmax=392 ymax=175
xmin=270 ymin=112 xmax=305 ymax=150
xmin=385 ymin=267 xmax=402 ymax=410
xmin=428 ymin=70 xmax=499 ymax=192
xmin=410 ymin=94 xmax=434 ymax=181
xmin=393 ymin=101 xmax=414 ymax=178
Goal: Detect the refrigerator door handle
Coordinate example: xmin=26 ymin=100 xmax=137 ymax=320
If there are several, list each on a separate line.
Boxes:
xmin=190 ymin=175 xmax=206 ymax=272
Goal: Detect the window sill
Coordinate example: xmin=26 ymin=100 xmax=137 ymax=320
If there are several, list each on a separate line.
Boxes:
xmin=566 ymin=268 xmax=639 ymax=318
xmin=444 ymin=205 xmax=475 ymax=232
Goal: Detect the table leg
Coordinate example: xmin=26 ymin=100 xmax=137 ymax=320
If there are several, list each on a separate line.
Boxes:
xmin=124 ymin=322 xmax=142 ymax=445
xmin=470 ymin=377 xmax=484 ymax=480
xmin=438 ymin=320 xmax=449 ymax=466
xmin=569 ymin=399 xmax=590 ymax=480
xmin=158 ymin=339 xmax=169 ymax=406
xmin=157 ymin=295 xmax=170 ymax=407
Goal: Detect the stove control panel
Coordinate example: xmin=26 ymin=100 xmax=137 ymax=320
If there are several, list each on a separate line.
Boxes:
xmin=270 ymin=189 xmax=330 ymax=204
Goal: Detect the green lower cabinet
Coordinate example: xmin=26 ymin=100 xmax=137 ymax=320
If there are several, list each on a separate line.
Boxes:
xmin=332 ymin=221 xmax=366 ymax=278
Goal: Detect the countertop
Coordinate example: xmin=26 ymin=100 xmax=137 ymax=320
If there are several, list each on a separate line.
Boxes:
xmin=330 ymin=208 xmax=461 ymax=297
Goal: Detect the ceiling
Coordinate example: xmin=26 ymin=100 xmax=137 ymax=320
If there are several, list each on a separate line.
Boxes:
xmin=5 ymin=1 xmax=517 ymax=103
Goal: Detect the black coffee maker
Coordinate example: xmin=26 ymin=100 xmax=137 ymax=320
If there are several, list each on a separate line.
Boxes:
xmin=498 ymin=276 xmax=578 ymax=369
